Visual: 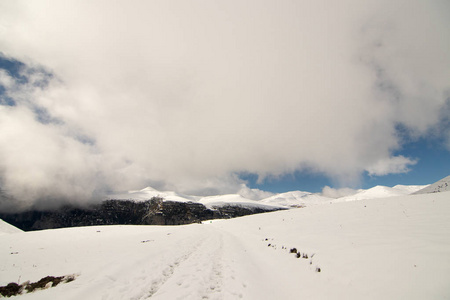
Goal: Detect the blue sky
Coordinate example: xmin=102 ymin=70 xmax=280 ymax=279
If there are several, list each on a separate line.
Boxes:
xmin=0 ymin=1 xmax=449 ymax=208
xmin=244 ymin=138 xmax=450 ymax=193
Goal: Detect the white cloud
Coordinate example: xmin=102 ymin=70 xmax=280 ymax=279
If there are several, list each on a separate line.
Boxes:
xmin=238 ymin=185 xmax=275 ymax=201
xmin=0 ymin=0 xmax=449 ymax=208
xmin=321 ymin=186 xmax=359 ymax=199
xmin=365 ymin=156 xmax=417 ymax=176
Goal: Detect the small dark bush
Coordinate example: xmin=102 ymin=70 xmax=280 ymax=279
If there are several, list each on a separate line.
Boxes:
xmin=25 ymin=276 xmax=64 ymax=293
xmin=290 ymin=248 xmax=297 ymax=253
xmin=0 ymin=282 xmax=22 ymax=297
xmin=0 ymin=274 xmax=75 ymax=297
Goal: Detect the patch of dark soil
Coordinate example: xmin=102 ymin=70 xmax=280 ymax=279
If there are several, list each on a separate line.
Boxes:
xmin=0 ymin=282 xmax=22 ymax=297
xmin=0 ymin=274 xmax=76 ymax=297
xmin=25 ymin=276 xmax=64 ymax=293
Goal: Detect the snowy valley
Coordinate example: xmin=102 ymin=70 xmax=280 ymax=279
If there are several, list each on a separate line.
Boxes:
xmin=1 ymin=178 xmax=449 ymax=299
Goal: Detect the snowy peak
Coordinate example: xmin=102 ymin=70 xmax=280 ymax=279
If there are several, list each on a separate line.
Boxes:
xmin=199 ymin=194 xmax=285 ymax=210
xmin=261 ymin=191 xmax=332 ymax=207
xmin=110 ymin=187 xmax=201 ymax=202
xmin=335 ymin=184 xmax=427 ymax=202
xmin=413 ymin=175 xmax=450 ymax=194
xmin=337 ymin=186 xmax=406 ymax=202
xmin=109 ymin=189 xmax=284 ymax=211
xmin=108 ymin=183 xmax=431 ymax=210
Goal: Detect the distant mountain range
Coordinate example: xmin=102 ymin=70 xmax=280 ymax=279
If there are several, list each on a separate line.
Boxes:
xmin=2 ymin=176 xmax=449 ymax=232
xmin=108 ymin=183 xmax=430 ymax=209
xmin=1 ymin=176 xmax=449 ymax=299
xmin=333 ymin=185 xmax=428 ymax=203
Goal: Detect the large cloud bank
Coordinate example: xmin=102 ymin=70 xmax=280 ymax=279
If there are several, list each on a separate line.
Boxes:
xmin=0 ymin=0 xmax=449 ymax=209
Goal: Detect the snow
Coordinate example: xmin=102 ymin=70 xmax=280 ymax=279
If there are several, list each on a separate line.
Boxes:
xmin=334 ymin=184 xmax=427 ymax=202
xmin=108 ymin=184 xmax=427 ymax=210
xmin=413 ymin=175 xmax=450 ymax=194
xmin=199 ymin=194 xmax=284 ymax=210
xmin=109 ymin=188 xmax=285 ymax=210
xmin=1 ymin=191 xmax=450 ymax=299
xmin=109 ymin=187 xmax=201 ymax=202
xmin=0 ymin=218 xmax=22 ymax=235
xmin=260 ymin=191 xmax=333 ymax=207
xmin=392 ymin=184 xmax=430 ymax=194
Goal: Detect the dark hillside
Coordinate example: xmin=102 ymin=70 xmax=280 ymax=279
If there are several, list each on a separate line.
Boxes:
xmin=0 ymin=197 xmax=285 ymax=231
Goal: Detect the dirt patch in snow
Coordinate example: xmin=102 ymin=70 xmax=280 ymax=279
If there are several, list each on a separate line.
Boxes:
xmin=0 ymin=274 xmax=76 ymax=297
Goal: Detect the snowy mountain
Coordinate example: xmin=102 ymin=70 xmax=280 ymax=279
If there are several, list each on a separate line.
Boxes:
xmin=260 ymin=191 xmax=333 ymax=207
xmin=1 ymin=183 xmax=430 ymax=232
xmin=413 ymin=175 xmax=450 ymax=194
xmin=110 ymin=187 xmax=201 ymax=202
xmin=199 ymin=194 xmax=283 ymax=210
xmin=1 ymin=191 xmax=449 ymax=299
xmin=110 ymin=188 xmax=284 ymax=211
xmin=109 ymin=183 xmax=426 ymax=210
xmin=335 ymin=184 xmax=427 ymax=202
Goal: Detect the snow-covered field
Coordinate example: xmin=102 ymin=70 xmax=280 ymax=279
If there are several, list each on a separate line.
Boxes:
xmin=1 ymin=190 xmax=450 ymax=299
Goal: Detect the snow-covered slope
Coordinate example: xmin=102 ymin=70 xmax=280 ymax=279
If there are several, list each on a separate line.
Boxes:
xmin=109 ymin=188 xmax=285 ymax=210
xmin=1 ymin=191 xmax=449 ymax=299
xmin=335 ymin=184 xmax=427 ymax=202
xmin=199 ymin=194 xmax=284 ymax=210
xmin=413 ymin=175 xmax=450 ymax=194
xmin=260 ymin=191 xmax=332 ymax=207
xmin=109 ymin=187 xmax=201 ymax=202
xmin=0 ymin=218 xmax=22 ymax=235
xmin=392 ymin=184 xmax=430 ymax=194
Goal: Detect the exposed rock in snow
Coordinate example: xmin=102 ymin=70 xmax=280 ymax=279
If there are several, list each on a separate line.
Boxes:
xmin=413 ymin=175 xmax=450 ymax=194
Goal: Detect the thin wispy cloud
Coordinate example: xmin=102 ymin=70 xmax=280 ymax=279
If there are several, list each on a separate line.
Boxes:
xmin=0 ymin=0 xmax=449 ymax=209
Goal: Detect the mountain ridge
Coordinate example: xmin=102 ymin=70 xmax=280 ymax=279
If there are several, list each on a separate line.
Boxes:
xmin=413 ymin=175 xmax=450 ymax=194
